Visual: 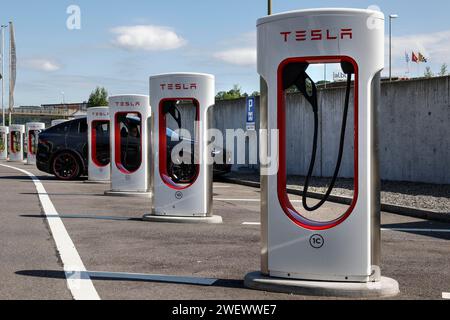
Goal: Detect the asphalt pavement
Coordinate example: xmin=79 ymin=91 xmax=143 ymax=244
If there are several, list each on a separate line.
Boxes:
xmin=0 ymin=161 xmax=449 ymax=300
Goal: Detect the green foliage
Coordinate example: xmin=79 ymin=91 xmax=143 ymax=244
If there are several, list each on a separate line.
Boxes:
xmin=216 ymin=84 xmax=248 ymax=101
xmin=439 ymin=63 xmax=448 ymax=76
xmin=424 ymin=66 xmax=434 ymax=78
xmin=87 ymin=87 xmax=108 ymax=108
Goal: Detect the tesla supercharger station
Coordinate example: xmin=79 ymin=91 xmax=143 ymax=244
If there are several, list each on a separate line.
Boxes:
xmin=0 ymin=126 xmax=9 ymax=160
xmin=26 ymin=122 xmax=45 ymax=165
xmin=143 ymin=73 xmax=222 ymax=224
xmin=104 ymin=95 xmax=152 ymax=197
xmin=86 ymin=107 xmax=110 ymax=184
xmin=8 ymin=125 xmax=25 ymax=162
xmin=245 ymin=9 xmax=399 ymax=297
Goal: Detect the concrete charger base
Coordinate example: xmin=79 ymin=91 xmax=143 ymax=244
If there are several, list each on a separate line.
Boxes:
xmin=143 ymin=214 xmax=223 ymax=224
xmin=104 ymin=190 xmax=152 ymax=198
xmin=244 ymin=272 xmax=400 ymax=298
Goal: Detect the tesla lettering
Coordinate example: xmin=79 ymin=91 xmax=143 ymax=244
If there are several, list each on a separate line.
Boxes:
xmin=160 ymin=83 xmax=198 ymax=90
xmin=280 ymin=28 xmax=353 ymax=42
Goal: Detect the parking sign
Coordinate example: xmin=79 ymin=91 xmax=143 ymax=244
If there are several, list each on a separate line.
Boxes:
xmin=246 ymin=97 xmax=256 ymax=131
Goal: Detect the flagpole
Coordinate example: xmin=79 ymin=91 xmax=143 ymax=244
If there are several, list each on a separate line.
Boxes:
xmin=8 ymin=21 xmax=13 ymax=126
xmin=1 ymin=25 xmax=6 ymax=126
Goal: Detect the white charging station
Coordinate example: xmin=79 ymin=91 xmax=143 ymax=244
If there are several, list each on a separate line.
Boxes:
xmin=86 ymin=107 xmax=110 ymax=184
xmin=143 ymin=73 xmax=221 ymax=224
xmin=8 ymin=125 xmax=25 ymax=163
xmin=245 ymin=8 xmax=399 ymax=297
xmin=105 ymin=95 xmax=152 ymax=197
xmin=0 ymin=126 xmax=9 ymax=160
xmin=26 ymin=122 xmax=45 ymax=165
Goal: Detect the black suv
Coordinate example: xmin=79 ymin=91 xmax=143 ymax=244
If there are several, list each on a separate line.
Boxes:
xmin=36 ymin=117 xmax=232 ymax=180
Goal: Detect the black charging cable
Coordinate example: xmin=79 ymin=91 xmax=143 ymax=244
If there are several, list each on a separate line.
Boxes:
xmin=283 ymin=62 xmax=354 ymax=212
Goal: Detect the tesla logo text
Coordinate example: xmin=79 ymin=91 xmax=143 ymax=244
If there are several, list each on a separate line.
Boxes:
xmin=280 ymin=29 xmax=353 ymax=42
xmin=160 ymin=83 xmax=198 ymax=91
xmin=92 ymin=112 xmax=109 ymax=117
xmin=114 ymin=101 xmax=141 ymax=107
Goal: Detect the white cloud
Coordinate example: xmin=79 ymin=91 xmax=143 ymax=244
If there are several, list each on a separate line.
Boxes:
xmin=111 ymin=25 xmax=187 ymax=51
xmin=22 ymin=59 xmax=61 ymax=72
xmin=389 ymin=29 xmax=450 ymax=63
xmin=214 ymin=48 xmax=257 ymax=66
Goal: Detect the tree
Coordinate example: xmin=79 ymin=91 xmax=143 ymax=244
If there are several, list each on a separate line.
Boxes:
xmin=87 ymin=87 xmax=108 ymax=108
xmin=424 ymin=67 xmax=434 ymax=78
xmin=439 ymin=63 xmax=448 ymax=76
xmin=215 ymin=84 xmax=247 ymax=100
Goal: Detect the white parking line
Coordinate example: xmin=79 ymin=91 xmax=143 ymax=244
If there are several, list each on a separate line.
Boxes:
xmin=215 ymin=198 xmax=260 ymax=202
xmin=242 ymin=222 xmax=261 ymax=226
xmin=216 ymin=198 xmax=302 ymax=203
xmin=242 ymin=224 xmax=450 ymax=234
xmin=0 ymin=164 xmax=100 ymax=300
xmin=443 ymin=292 xmax=450 ymax=300
xmin=382 ymin=228 xmax=450 ymax=233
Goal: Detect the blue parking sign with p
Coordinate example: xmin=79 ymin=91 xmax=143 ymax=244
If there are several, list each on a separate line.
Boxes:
xmin=247 ymin=97 xmax=255 ymax=123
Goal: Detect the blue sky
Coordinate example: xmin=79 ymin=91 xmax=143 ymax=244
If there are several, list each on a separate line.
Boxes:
xmin=0 ymin=0 xmax=449 ymax=106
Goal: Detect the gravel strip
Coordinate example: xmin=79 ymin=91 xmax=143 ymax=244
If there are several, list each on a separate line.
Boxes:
xmin=222 ymin=172 xmax=450 ymax=213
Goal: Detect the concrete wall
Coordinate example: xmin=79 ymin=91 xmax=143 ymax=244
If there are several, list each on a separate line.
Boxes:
xmin=212 ymin=76 xmax=450 ymax=185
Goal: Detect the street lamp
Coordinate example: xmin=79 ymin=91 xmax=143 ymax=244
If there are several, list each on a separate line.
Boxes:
xmin=268 ymin=0 xmax=272 ymax=15
xmin=389 ymin=14 xmax=399 ymax=81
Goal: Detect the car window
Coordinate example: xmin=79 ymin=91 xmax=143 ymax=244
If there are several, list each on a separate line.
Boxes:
xmin=79 ymin=119 xmax=87 ymax=133
xmin=69 ymin=119 xmax=87 ymax=134
xmin=46 ymin=122 xmax=70 ymax=134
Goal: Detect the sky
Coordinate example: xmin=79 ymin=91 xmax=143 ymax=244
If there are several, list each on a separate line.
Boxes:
xmin=0 ymin=0 xmax=449 ymax=106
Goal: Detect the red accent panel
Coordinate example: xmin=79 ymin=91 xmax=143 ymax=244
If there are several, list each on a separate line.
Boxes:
xmin=114 ymin=112 xmax=142 ymax=174
xmin=28 ymin=132 xmax=33 ymax=154
xmin=10 ymin=132 xmax=14 ymax=153
xmin=10 ymin=131 xmax=19 ymax=153
xmin=91 ymin=120 xmax=110 ymax=168
xmin=159 ymin=98 xmax=200 ymax=191
xmin=277 ymin=56 xmax=359 ymax=231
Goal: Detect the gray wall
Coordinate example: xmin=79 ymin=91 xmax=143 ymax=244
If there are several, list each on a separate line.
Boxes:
xmin=212 ymin=76 xmax=450 ymax=185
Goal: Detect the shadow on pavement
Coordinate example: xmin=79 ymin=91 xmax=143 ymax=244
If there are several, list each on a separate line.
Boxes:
xmin=20 ymin=214 xmax=143 ymax=222
xmin=20 ymin=192 xmax=107 ymax=197
xmin=0 ymin=175 xmax=57 ymax=181
xmin=16 ymin=270 xmax=245 ymax=289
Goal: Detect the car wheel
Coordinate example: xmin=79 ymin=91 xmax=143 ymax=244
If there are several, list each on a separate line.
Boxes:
xmin=52 ymin=152 xmax=81 ymax=180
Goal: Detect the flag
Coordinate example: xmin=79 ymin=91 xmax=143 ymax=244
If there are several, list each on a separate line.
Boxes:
xmin=405 ymin=51 xmax=410 ymax=63
xmin=418 ymin=52 xmax=428 ymax=63
xmin=412 ymin=52 xmax=419 ymax=63
xmin=9 ymin=21 xmax=16 ymax=112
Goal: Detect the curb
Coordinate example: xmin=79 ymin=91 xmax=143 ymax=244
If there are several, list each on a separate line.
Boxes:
xmin=220 ymin=177 xmax=450 ymax=224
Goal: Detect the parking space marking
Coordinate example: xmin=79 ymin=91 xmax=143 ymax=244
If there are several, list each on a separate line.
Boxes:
xmin=88 ymin=271 xmax=217 ymax=286
xmin=0 ymin=164 xmax=100 ymax=300
xmin=215 ymin=198 xmax=260 ymax=202
xmin=216 ymin=198 xmax=302 ymax=203
xmin=241 ymin=224 xmax=450 ymax=234
xmin=443 ymin=292 xmax=450 ymax=300
xmin=382 ymin=228 xmax=450 ymax=233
